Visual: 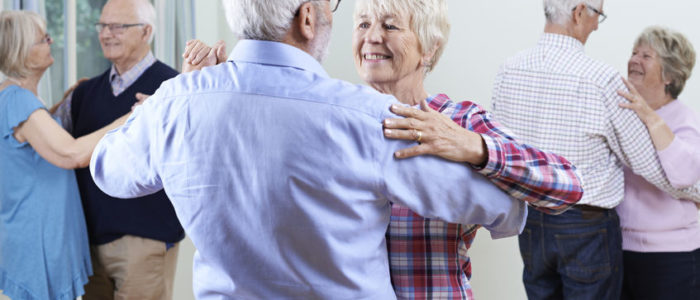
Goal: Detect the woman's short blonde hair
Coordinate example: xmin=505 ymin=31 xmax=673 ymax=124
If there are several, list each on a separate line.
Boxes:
xmin=0 ymin=10 xmax=46 ymax=78
xmin=353 ymin=0 xmax=450 ymax=74
xmin=635 ymin=26 xmax=696 ymax=99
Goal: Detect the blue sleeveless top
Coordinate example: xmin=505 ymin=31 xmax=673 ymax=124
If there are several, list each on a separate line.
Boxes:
xmin=0 ymin=85 xmax=92 ymax=300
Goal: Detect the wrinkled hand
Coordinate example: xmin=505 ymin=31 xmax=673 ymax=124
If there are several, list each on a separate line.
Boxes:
xmin=383 ymin=100 xmax=487 ymax=165
xmin=618 ymin=77 xmax=659 ymax=125
xmin=181 ymin=39 xmax=227 ymax=73
xmin=132 ymin=93 xmax=150 ymax=111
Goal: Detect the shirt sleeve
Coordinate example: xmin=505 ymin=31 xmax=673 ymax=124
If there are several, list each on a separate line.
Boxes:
xmin=429 ymin=99 xmax=583 ymax=215
xmin=378 ymin=106 xmax=527 ymax=239
xmin=656 ymin=114 xmax=700 ymax=189
xmin=2 ymin=87 xmax=44 ymax=144
xmin=604 ymin=75 xmax=700 ymax=201
xmin=90 ymin=96 xmax=163 ymax=199
xmin=52 ymin=91 xmax=73 ymax=133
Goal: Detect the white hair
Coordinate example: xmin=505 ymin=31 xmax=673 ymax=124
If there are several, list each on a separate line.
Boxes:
xmin=222 ymin=0 xmax=308 ymax=41
xmin=133 ymin=0 xmax=157 ymax=44
xmin=353 ymin=0 xmax=450 ymax=74
xmin=543 ymin=0 xmax=602 ymax=25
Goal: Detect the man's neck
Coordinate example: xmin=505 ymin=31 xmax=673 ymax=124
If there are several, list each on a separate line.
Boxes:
xmin=544 ymin=23 xmax=581 ymax=43
xmin=113 ymin=49 xmax=150 ymax=75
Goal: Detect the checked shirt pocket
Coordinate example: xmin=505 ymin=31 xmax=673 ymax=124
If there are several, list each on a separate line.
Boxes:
xmin=555 ymin=229 xmax=611 ymax=283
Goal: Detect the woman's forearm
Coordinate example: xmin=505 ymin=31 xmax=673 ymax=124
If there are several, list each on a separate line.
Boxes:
xmin=71 ymin=113 xmax=131 ymax=167
xmin=642 ymin=113 xmax=675 ymax=151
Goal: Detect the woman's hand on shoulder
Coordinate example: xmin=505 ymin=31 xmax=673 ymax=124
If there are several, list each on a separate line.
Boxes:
xmin=382 ymin=100 xmax=487 ymax=165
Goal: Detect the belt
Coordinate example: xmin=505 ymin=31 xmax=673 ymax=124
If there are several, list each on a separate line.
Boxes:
xmin=576 ymin=205 xmax=608 ymax=212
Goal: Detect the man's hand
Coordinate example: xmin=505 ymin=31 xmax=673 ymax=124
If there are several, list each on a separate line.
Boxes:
xmin=49 ymin=77 xmax=89 ymax=114
xmin=132 ymin=93 xmax=150 ymax=111
xmin=181 ymin=39 xmax=227 ymax=73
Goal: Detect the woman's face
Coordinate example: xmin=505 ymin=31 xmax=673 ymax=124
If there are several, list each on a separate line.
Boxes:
xmin=25 ymin=28 xmax=54 ymax=72
xmin=628 ymin=44 xmax=667 ymax=95
xmin=352 ymin=11 xmax=424 ymax=86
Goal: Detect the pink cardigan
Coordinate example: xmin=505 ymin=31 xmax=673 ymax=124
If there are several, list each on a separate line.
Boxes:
xmin=617 ymin=99 xmax=700 ymax=252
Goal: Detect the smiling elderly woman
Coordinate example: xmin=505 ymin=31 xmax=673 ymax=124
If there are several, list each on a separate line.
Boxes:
xmin=0 ymin=10 xmax=129 ymax=300
xmin=351 ymin=0 xmax=584 ymax=298
xmin=615 ymin=26 xmax=700 ymax=300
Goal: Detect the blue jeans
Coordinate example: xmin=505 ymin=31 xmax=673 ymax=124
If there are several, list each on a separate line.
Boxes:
xmin=621 ymin=248 xmax=700 ymax=300
xmin=518 ymin=205 xmax=623 ymax=300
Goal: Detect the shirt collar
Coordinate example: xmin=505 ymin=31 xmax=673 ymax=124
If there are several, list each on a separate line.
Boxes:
xmin=228 ymin=40 xmax=329 ymax=78
xmin=538 ymin=33 xmax=585 ymax=52
xmin=109 ymin=51 xmax=157 ymax=82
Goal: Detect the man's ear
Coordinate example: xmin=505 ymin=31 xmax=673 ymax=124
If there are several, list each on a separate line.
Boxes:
xmin=296 ymin=2 xmax=317 ymax=42
xmin=143 ymin=24 xmax=153 ymax=42
xmin=571 ymin=3 xmax=586 ymax=25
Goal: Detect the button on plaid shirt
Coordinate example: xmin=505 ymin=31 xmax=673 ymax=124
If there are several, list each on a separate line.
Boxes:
xmin=388 ymin=93 xmax=584 ymax=299
xmin=491 ymin=33 xmax=700 ymax=208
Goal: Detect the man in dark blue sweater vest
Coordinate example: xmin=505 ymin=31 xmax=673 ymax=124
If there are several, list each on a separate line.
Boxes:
xmin=56 ymin=0 xmax=184 ymax=299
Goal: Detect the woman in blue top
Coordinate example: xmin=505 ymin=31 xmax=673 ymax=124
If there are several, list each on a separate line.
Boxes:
xmin=0 ymin=11 xmax=129 ymax=300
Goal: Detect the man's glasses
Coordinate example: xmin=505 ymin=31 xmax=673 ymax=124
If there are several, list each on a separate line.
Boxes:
xmin=295 ymin=0 xmax=341 ymax=16
xmin=572 ymin=4 xmax=607 ymax=24
xmin=34 ymin=33 xmax=52 ymax=45
xmin=95 ymin=23 xmax=145 ymax=35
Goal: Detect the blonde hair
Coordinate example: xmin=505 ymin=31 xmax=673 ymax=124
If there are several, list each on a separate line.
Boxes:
xmin=635 ymin=26 xmax=696 ymax=99
xmin=353 ymin=0 xmax=450 ymax=73
xmin=0 ymin=10 xmax=46 ymax=78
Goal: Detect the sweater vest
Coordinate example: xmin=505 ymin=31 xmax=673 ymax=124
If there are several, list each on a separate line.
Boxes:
xmin=71 ymin=61 xmax=184 ymax=245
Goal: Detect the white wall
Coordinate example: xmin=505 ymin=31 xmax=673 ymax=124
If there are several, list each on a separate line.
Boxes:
xmin=173 ymin=1 xmax=700 ymax=300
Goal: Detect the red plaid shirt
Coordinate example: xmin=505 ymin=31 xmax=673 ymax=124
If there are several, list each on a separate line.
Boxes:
xmin=387 ymin=94 xmax=583 ymax=299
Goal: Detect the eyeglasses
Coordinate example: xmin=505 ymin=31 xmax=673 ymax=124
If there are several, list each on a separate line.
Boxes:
xmin=295 ymin=0 xmax=342 ymax=16
xmin=95 ymin=23 xmax=145 ymax=35
xmin=572 ymin=4 xmax=607 ymax=24
xmin=34 ymin=33 xmax=52 ymax=45
xmin=327 ymin=0 xmax=341 ymax=13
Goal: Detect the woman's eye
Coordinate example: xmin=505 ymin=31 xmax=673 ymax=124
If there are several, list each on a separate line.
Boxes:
xmin=358 ymin=22 xmax=370 ymax=29
xmin=384 ymin=24 xmax=398 ymax=30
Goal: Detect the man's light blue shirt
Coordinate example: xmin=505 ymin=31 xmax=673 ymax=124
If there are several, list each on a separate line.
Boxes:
xmin=90 ymin=40 xmax=526 ymax=299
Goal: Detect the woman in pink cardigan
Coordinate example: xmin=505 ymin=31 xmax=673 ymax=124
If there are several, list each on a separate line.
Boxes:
xmin=616 ymin=26 xmax=700 ymax=300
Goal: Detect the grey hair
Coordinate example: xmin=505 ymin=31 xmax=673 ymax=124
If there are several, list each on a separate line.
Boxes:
xmin=353 ymin=0 xmax=451 ymax=74
xmin=543 ymin=0 xmax=602 ymax=25
xmin=222 ymin=0 xmax=307 ymax=41
xmin=0 ymin=10 xmax=46 ymax=78
xmin=635 ymin=26 xmax=696 ymax=99
xmin=133 ymin=0 xmax=157 ymax=44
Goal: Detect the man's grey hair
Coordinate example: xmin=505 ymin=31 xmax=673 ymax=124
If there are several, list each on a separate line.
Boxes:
xmin=543 ymin=0 xmax=602 ymax=25
xmin=133 ymin=0 xmax=156 ymax=44
xmin=222 ymin=0 xmax=307 ymax=41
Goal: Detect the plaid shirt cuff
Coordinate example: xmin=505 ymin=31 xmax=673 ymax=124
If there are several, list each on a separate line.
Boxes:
xmin=475 ymin=133 xmax=506 ymax=178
